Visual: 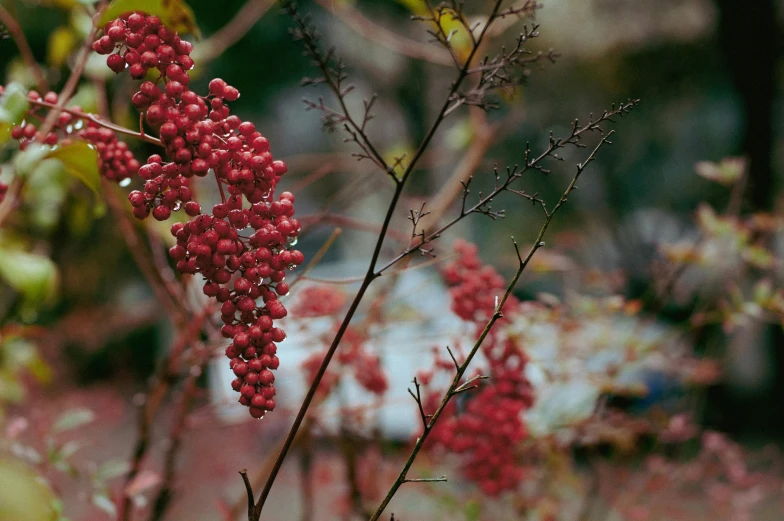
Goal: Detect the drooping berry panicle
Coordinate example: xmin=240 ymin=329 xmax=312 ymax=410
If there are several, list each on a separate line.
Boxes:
xmin=92 ymin=12 xmax=304 ymax=418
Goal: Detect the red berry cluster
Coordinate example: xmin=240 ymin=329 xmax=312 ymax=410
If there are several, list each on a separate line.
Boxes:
xmin=92 ymin=13 xmax=194 ymax=81
xmin=292 ymin=284 xmax=347 ymax=318
xmin=419 ymin=240 xmax=533 ymax=495
xmin=0 ymin=180 xmax=7 ymax=203
xmin=8 ymin=90 xmax=141 ymax=183
xmin=300 ymin=313 xmax=388 ymax=400
xmin=92 ymin=13 xmax=303 ymax=418
xmin=441 ymin=239 xmax=518 ymax=321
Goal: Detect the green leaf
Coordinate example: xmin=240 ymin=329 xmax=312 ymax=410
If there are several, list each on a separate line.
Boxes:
xmin=95 ymin=459 xmax=131 ymax=483
xmin=98 ymin=0 xmax=199 ymax=36
xmin=45 ymin=141 xmax=102 ymax=196
xmin=52 ymin=408 xmax=95 ymax=432
xmin=0 ymin=82 xmax=29 ymax=144
xmin=0 ymin=248 xmax=59 ymax=308
xmin=0 ymin=457 xmax=58 ymax=521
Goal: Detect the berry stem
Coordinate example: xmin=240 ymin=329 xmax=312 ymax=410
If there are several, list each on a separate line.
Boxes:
xmin=28 ymin=99 xmax=164 ymax=147
xmin=214 ymin=169 xmax=227 ymax=204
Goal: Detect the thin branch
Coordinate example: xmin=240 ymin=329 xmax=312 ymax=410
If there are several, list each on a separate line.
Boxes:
xmin=286 ymin=3 xmax=395 ymax=180
xmin=451 ymin=374 xmax=488 ymax=394
xmin=192 ymin=0 xmax=275 ymax=63
xmin=369 ymin=134 xmax=617 ymax=520
xmin=407 ymin=378 xmax=429 ymax=429
xmin=445 ymin=345 xmax=460 ymax=371
xmin=239 ymin=470 xmax=256 ymax=521
xmin=401 ymin=476 xmax=447 ymax=483
xmin=118 ymin=308 xmax=210 ymax=521
xmin=376 ymin=102 xmax=638 ymax=275
xmin=313 ymin=0 xmax=452 ymax=66
xmin=28 ymin=99 xmax=163 ymax=146
xmin=0 ymin=4 xmax=48 ymax=92
xmin=250 ymin=2 xmax=507 ymax=518
xmin=37 ymin=12 xmax=101 ymax=139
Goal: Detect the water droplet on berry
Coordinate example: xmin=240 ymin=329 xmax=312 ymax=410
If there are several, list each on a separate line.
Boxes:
xmin=119 ymin=178 xmax=131 ymax=187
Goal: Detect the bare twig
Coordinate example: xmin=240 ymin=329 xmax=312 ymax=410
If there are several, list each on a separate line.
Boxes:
xmin=249 ymin=2 xmax=508 ymax=518
xmin=29 ymin=99 xmax=163 ymax=146
xmin=408 ymin=378 xmax=429 ymax=429
xmin=401 ymin=476 xmax=447 ymax=483
xmin=369 ymin=133 xmax=617 ymax=520
xmin=313 ymin=0 xmax=452 ymax=66
xmin=376 ymin=102 xmax=638 ymax=275
xmin=193 ymin=0 xmax=275 ymax=63
xmin=445 ymin=346 xmax=460 ymax=371
xmin=240 ymin=470 xmax=256 ymax=521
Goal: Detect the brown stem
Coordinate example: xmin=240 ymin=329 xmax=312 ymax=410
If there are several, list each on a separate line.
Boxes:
xmin=28 ymin=99 xmax=163 ymax=147
xmin=0 ymin=4 xmax=48 ymax=92
xmin=148 ymin=350 xmax=207 ymax=521
xmin=193 ymin=0 xmax=275 ymax=63
xmin=369 ymin=133 xmax=616 ymax=521
xmin=249 ymin=4 xmax=504 ymax=517
xmin=118 ymin=308 xmax=210 ymax=521
xmin=37 ymin=10 xmax=102 ymax=139
xmin=417 ymin=111 xmax=499 ymax=229
xmin=0 ymin=178 xmax=24 ymax=229
xmin=312 ymin=0 xmax=452 ymax=66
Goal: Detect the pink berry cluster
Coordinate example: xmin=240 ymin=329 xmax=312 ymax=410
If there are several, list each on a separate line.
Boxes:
xmin=92 ymin=13 xmax=304 ymax=418
xmin=419 ymin=240 xmax=533 ymax=495
xmin=295 ymin=289 xmax=388 ymax=399
xmin=6 ymin=88 xmax=141 ymax=183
